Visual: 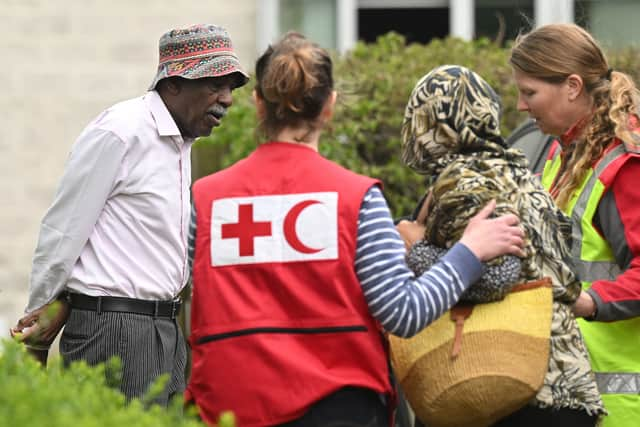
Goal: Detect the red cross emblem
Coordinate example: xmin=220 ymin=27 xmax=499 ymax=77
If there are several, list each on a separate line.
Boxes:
xmin=221 ymin=204 xmax=272 ymax=256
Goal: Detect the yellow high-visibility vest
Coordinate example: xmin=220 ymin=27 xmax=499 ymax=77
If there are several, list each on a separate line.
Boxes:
xmin=542 ymin=142 xmax=640 ymax=427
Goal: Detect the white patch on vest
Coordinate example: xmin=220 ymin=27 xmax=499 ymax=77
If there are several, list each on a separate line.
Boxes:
xmin=210 ymin=192 xmax=338 ymax=266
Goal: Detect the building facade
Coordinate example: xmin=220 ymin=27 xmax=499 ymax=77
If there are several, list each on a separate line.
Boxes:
xmin=258 ymin=0 xmax=639 ymax=52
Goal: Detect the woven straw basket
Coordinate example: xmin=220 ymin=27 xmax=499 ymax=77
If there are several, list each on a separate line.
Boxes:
xmin=390 ymin=278 xmax=553 ymax=427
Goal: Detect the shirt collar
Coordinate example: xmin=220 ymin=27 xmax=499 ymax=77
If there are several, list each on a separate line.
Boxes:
xmin=559 ymin=115 xmax=591 ymax=147
xmin=560 ymin=113 xmax=640 ymax=154
xmin=144 ymin=90 xmax=182 ymax=138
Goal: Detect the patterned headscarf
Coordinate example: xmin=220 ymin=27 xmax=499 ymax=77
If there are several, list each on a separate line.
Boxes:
xmin=401 ymin=65 xmax=512 ymax=177
xmin=400 ymin=65 xmax=605 ymax=413
xmin=401 ymin=64 xmax=575 ymax=295
xmin=401 ymin=66 xmax=530 ymax=248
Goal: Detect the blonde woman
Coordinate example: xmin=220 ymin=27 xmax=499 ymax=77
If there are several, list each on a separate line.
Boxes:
xmin=510 ymin=23 xmax=640 ymax=427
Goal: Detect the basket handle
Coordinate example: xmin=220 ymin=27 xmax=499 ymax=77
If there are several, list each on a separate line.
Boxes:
xmin=450 ymin=305 xmax=474 ymax=359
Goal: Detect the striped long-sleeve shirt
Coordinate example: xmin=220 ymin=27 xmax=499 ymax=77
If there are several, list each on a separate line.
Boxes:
xmin=188 ymin=185 xmax=482 ymax=338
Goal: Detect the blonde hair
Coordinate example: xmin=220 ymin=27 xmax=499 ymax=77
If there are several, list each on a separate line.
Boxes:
xmin=510 ymin=23 xmax=640 ymax=208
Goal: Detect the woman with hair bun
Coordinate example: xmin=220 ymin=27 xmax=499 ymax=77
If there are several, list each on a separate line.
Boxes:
xmin=510 ymin=23 xmax=640 ymax=427
xmin=185 ymin=32 xmax=525 ymax=427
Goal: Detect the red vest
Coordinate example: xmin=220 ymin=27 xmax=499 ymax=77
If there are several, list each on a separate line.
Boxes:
xmin=186 ymin=142 xmax=392 ymax=427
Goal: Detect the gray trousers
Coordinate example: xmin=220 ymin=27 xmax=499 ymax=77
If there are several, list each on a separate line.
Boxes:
xmin=60 ymin=309 xmax=187 ymax=406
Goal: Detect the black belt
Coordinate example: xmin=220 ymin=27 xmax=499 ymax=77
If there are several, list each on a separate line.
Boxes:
xmin=66 ymin=293 xmax=181 ymax=319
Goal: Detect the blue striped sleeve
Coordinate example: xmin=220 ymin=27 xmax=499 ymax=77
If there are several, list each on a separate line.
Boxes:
xmin=187 ymin=202 xmax=197 ymax=277
xmin=355 ymin=185 xmax=483 ymax=337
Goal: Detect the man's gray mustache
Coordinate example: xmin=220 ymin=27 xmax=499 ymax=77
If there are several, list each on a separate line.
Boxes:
xmin=208 ymin=105 xmax=227 ymax=118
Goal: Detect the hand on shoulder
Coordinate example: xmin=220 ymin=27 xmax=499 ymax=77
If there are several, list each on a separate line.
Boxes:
xmin=460 ymin=200 xmax=526 ymax=261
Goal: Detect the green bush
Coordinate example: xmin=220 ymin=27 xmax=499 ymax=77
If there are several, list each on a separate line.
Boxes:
xmin=0 ymin=339 xmax=206 ymax=427
xmin=194 ymin=32 xmax=640 ymax=218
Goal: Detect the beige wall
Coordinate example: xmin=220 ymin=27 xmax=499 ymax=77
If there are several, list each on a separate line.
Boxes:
xmin=0 ymin=0 xmax=257 ymax=337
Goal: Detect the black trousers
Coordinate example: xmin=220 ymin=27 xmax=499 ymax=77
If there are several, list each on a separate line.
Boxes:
xmin=276 ymin=387 xmax=388 ymax=427
xmin=414 ymin=405 xmax=598 ymax=427
xmin=491 ymin=405 xmax=598 ymax=427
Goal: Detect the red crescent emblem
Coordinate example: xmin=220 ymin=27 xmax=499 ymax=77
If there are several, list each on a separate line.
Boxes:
xmin=283 ymin=200 xmax=323 ymax=254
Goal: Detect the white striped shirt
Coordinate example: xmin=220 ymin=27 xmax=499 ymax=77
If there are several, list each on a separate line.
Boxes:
xmin=188 ymin=185 xmax=482 ymax=337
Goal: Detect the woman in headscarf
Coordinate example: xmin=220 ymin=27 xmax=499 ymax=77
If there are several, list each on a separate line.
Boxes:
xmin=400 ymin=65 xmax=605 ymax=426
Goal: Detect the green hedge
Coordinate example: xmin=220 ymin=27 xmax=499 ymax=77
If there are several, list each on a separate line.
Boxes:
xmin=0 ymin=339 xmax=214 ymax=427
xmin=194 ymin=32 xmax=640 ymax=218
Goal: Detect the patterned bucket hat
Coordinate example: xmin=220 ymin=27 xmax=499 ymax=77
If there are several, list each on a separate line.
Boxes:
xmin=149 ymin=24 xmax=249 ymax=90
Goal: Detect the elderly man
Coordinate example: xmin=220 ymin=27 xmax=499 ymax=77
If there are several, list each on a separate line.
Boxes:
xmin=11 ymin=24 xmax=248 ymax=405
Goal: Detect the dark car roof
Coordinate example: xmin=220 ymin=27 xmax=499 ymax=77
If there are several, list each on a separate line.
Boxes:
xmin=506 ymin=119 xmax=556 ymax=175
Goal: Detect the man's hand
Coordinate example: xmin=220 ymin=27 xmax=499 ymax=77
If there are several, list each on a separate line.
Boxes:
xmin=459 ymin=200 xmax=526 ymax=261
xmin=11 ymin=299 xmax=70 ymax=350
